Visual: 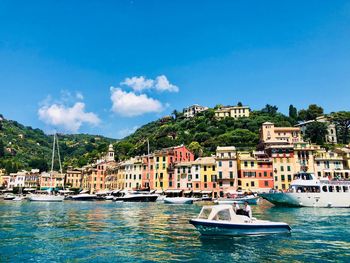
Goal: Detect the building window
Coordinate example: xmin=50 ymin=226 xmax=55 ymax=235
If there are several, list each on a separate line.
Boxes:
xmin=264 ymin=181 xmax=269 ymax=187
xmin=275 ymin=176 xmax=278 ymax=181
xmin=204 ymin=175 xmax=208 ymax=182
xmin=169 ymin=182 xmax=172 ymax=187
xmin=218 ymin=172 xmax=222 ymax=179
xmin=229 ymin=161 xmax=232 ymax=168
xmin=204 ymin=183 xmax=207 ymax=188
xmin=287 ymin=166 xmax=291 ymax=171
xmin=251 ymin=181 xmax=255 ymax=187
xmin=281 ymin=166 xmax=284 ymax=171
xmin=288 ymin=175 xmax=292 ymax=182
xmin=229 ymin=172 xmax=233 ymax=179
xmin=281 ymin=175 xmax=285 ymax=181
xmin=244 ymin=161 xmax=248 ymax=167
xmin=230 ymin=181 xmax=234 ymax=187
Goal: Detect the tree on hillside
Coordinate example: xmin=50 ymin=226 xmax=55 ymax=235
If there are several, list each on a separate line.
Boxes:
xmin=0 ymin=140 xmax=4 ymax=158
xmin=188 ymin=141 xmax=203 ymax=158
xmin=29 ymin=158 xmax=49 ymax=172
xmin=261 ymin=104 xmax=278 ymax=115
xmin=331 ymin=111 xmax=350 ymax=144
xmin=237 ymin=102 xmax=243 ymax=107
xmin=289 ymin=105 xmax=298 ymax=120
xmin=298 ymin=104 xmax=324 ymax=121
xmin=304 ymin=122 xmax=328 ymax=145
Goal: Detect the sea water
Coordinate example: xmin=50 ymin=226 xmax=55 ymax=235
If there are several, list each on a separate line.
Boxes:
xmin=0 ymin=200 xmax=349 ymax=262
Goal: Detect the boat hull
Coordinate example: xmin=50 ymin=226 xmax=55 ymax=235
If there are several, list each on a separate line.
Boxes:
xmin=71 ymin=194 xmax=97 ymax=201
xmin=190 ymin=219 xmax=291 ymax=236
xmin=260 ymin=192 xmax=350 ymax=208
xmin=164 ymin=198 xmax=193 ymax=204
xmin=216 ymin=196 xmax=260 ymax=205
xmin=28 ymin=195 xmax=64 ymax=202
xmin=116 ymin=195 xmax=158 ymax=202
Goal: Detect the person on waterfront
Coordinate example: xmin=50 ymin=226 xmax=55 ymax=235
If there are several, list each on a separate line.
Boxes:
xmin=243 ymin=201 xmax=252 ymax=218
xmin=232 ymin=202 xmax=240 ymax=213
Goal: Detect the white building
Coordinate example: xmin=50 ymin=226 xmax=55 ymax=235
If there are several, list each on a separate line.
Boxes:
xmin=183 ymin=104 xmax=208 ymax=118
xmin=295 ymin=116 xmax=337 ymax=144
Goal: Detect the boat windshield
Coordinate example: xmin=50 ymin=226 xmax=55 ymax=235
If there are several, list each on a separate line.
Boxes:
xmin=294 ymin=173 xmax=314 ymax=180
xmin=212 ymin=209 xmax=231 ymax=221
xmin=198 ymin=208 xmax=212 ymax=219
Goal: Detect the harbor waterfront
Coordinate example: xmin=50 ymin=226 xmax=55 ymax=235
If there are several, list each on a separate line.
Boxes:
xmin=0 ymin=200 xmax=349 ymax=262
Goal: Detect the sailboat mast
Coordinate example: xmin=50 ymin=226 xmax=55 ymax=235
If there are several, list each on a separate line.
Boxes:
xmin=56 ymin=135 xmax=63 ymax=174
xmin=147 ymin=138 xmax=150 ymax=188
xmin=51 ymin=134 xmax=56 ymax=173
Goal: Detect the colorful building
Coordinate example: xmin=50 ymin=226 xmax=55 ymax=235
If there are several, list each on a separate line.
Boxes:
xmin=215 ymin=146 xmax=237 ymax=196
xmin=314 ymin=150 xmax=350 ymax=179
xmin=237 ymin=151 xmax=274 ymax=193
xmin=260 ymin=122 xmax=302 ymax=145
xmin=65 ymin=168 xmax=83 ymax=189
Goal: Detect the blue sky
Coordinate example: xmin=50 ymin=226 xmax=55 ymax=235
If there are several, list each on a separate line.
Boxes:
xmin=0 ymin=0 xmax=350 ymax=138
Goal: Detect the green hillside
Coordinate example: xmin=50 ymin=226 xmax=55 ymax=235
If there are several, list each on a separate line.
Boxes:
xmin=0 ymin=114 xmax=115 ymax=173
xmin=2 ymin=104 xmax=348 ymax=173
xmin=113 ymin=105 xmax=297 ymax=161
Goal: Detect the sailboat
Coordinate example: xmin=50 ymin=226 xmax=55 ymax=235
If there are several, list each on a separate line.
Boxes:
xmin=28 ymin=133 xmax=65 ymax=202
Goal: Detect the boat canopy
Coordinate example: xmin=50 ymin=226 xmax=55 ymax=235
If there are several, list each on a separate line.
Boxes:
xmin=201 ymin=190 xmax=212 ymax=194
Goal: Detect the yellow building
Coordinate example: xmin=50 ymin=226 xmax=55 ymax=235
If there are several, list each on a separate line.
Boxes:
xmin=265 ymin=144 xmax=296 ymax=190
xmin=65 ymin=168 xmax=83 ymax=189
xmin=195 ymin=157 xmax=218 ymax=198
xmin=215 ymin=105 xmax=250 ymax=119
xmin=293 ymin=142 xmax=320 ymax=174
xmin=154 ymin=152 xmax=168 ymax=191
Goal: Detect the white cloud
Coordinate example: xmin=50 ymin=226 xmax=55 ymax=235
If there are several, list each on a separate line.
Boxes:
xmin=121 ymin=76 xmax=154 ymax=92
xmin=117 ymin=126 xmax=139 ymax=138
xmin=120 ymin=75 xmax=179 ymax=93
xmin=38 ymin=102 xmax=100 ymax=133
xmin=110 ymin=87 xmax=163 ymax=117
xmin=155 ymin=75 xmax=179 ymax=92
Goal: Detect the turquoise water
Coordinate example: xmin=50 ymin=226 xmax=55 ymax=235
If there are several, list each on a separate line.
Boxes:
xmin=0 ymin=200 xmax=349 ymax=262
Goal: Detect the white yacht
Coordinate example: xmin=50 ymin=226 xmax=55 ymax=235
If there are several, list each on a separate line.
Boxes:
xmin=260 ymin=172 xmax=350 ymax=208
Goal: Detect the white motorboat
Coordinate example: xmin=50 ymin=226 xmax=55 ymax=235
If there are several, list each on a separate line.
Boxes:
xmin=71 ymin=193 xmax=97 ymax=201
xmin=164 ymin=197 xmax=194 ymax=204
xmin=215 ymin=195 xmax=260 ymax=205
xmin=28 ymin=194 xmax=64 ymax=202
xmin=3 ymin=193 xmax=16 ymax=200
xmin=105 ymin=195 xmax=115 ymax=201
xmin=190 ymin=205 xmax=291 ymax=236
xmin=260 ymin=172 xmax=350 ymax=208
xmin=156 ymin=195 xmax=166 ymax=202
xmin=12 ymin=196 xmax=25 ymax=201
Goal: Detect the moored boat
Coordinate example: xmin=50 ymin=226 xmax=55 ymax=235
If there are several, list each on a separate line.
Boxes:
xmin=190 ymin=205 xmax=291 ymax=236
xmin=3 ymin=193 xmax=16 ymax=200
xmin=215 ymin=195 xmax=260 ymax=205
xmin=115 ymin=192 xmax=159 ymax=202
xmin=260 ymin=172 xmax=350 ymax=208
xmin=71 ymin=193 xmax=98 ymax=201
xmin=164 ymin=197 xmax=194 ymax=204
xmin=28 ymin=193 xmax=64 ymax=202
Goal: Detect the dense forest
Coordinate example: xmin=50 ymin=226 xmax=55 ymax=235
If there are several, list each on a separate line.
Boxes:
xmin=1 ymin=104 xmax=349 ymax=174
